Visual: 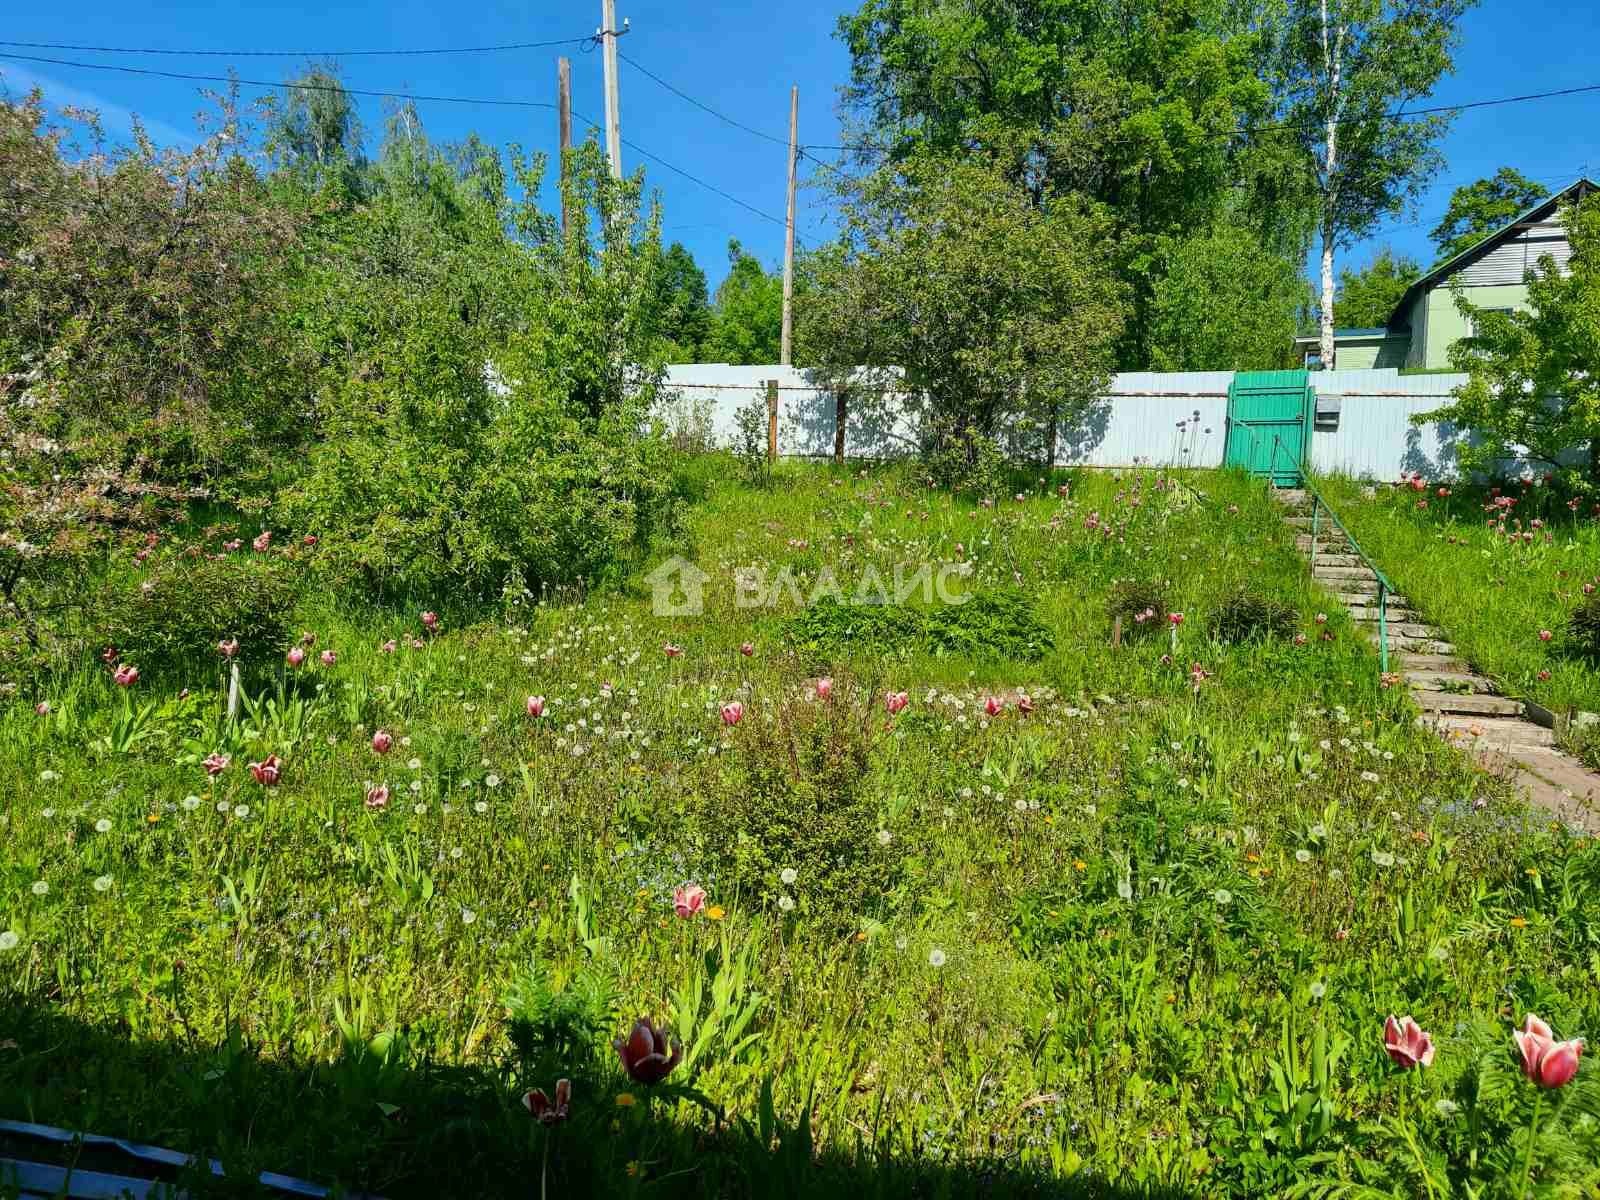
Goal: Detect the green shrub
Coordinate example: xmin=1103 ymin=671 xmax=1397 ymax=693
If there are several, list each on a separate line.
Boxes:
xmin=924 ymin=590 xmax=1054 ymax=660
xmin=783 ymin=591 xmax=1052 ymax=665
xmin=96 ymin=556 xmax=298 ymax=677
xmin=1569 ymin=593 xmax=1600 ymax=661
xmin=1211 ymin=586 xmax=1298 ymax=645
xmin=1107 ymin=579 xmax=1169 ymax=641
xmin=705 ymin=689 xmax=901 ymax=928
xmin=782 ymin=596 xmax=925 ymax=666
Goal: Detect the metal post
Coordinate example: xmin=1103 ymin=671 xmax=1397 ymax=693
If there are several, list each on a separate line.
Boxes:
xmin=1378 ymin=580 xmax=1389 ymax=673
xmin=1310 ymin=495 xmax=1319 ymax=573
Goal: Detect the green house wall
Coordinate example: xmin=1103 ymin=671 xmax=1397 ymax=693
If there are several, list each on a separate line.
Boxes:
xmin=1411 ymin=282 xmax=1531 ymax=369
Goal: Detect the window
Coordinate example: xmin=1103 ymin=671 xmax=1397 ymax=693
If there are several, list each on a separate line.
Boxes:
xmin=1471 ymin=307 xmax=1514 ymax=337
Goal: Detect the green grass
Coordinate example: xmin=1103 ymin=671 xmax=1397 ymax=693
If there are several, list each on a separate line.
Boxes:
xmin=2 ymin=462 xmax=1597 ymax=1199
xmin=1322 ymin=475 xmax=1600 ymax=724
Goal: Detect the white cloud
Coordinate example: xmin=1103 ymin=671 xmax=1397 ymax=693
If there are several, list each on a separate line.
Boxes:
xmin=0 ymin=62 xmax=196 ymax=149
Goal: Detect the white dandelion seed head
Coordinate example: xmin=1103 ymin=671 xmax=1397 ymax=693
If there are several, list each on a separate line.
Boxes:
xmin=1295 ymin=849 xmax=1312 ymax=863
xmin=474 ymin=801 xmax=489 ymax=815
xmin=94 ymin=818 xmax=112 ymax=833
xmin=1309 ymin=981 xmax=1326 ymax=1000
xmin=0 ymin=930 xmax=17 ymax=951
xmin=877 ymin=829 xmax=893 ymax=846
xmin=31 ymin=881 xmax=49 ymax=896
xmin=780 ymin=867 xmax=798 ymax=885
xmin=182 ymin=795 xmax=201 ymax=811
xmin=778 ymin=895 xmax=796 ymax=912
xmin=927 ymin=948 xmax=947 ymax=968
xmin=461 ymin=908 xmax=476 ymax=925
xmin=233 ymin=805 xmax=249 ymax=820
xmin=1212 ymin=889 xmax=1232 ymax=906
xmin=93 ymin=875 xmax=113 ymax=892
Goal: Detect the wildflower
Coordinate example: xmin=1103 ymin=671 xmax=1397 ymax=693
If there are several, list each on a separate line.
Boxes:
xmin=740 ymin=642 xmax=754 ymax=656
xmin=884 ymin=690 xmax=909 ymax=715
xmin=673 ymin=884 xmax=707 ymax=919
xmin=0 ymin=931 xmax=15 ymax=951
xmin=816 ymin=676 xmax=833 ymax=700
xmin=720 ymin=701 xmax=744 ymax=726
xmin=707 ymin=905 xmax=725 ymax=920
xmin=1383 ymin=1016 xmax=1436 ymax=1069
xmin=31 ymin=881 xmax=48 ymax=896
xmin=985 ymin=696 xmax=1003 ymax=717
xmin=1539 ymin=629 xmax=1553 ymax=642
xmin=1509 ymin=916 xmax=1527 ymax=928
xmin=615 ymin=1093 xmax=636 ymax=1107
xmin=1294 ymin=633 xmax=1308 ymax=645
xmin=421 ymin=611 xmax=440 ymax=631
xmin=613 ymin=1018 xmax=682 ymax=1085
xmin=366 ymin=784 xmax=390 ymax=810
xmin=249 ymin=755 xmax=282 ymax=786
xmin=35 ymin=700 xmax=50 ymax=716
xmin=877 ymin=829 xmax=893 ymax=846
xmin=928 ymin=948 xmax=947 ymax=968
xmin=523 ymin=1079 xmax=571 ymax=1125
xmin=1072 ymin=860 xmax=1086 ymax=872
xmin=526 ymin=695 xmax=546 ymax=719
xmin=1514 ymin=1014 xmax=1583 ymax=1089
xmin=93 ymin=875 xmax=113 ymax=893
xmin=663 ymin=643 xmax=683 ymax=658
xmin=217 ymin=638 xmax=239 ymax=659
xmin=113 ymin=664 xmax=139 ymax=687
xmin=381 ymin=639 xmax=397 ymax=654
xmin=372 ymin=730 xmax=394 ymax=755
xmin=1168 ymin=612 xmax=1184 ymax=627
xmin=778 ymin=895 xmax=796 ymax=912
xmin=780 ymin=867 xmax=798 ymax=885
xmin=319 ymin=650 xmax=337 ymax=667
xmin=94 ymin=818 xmax=111 ymax=833
xmin=286 ymin=647 xmax=306 ymax=668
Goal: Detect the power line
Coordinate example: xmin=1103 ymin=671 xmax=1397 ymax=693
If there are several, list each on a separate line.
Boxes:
xmin=0 ymin=35 xmax=594 ymax=58
xmin=621 ymin=135 xmax=789 ymax=227
xmin=0 ymin=51 xmax=562 ymax=109
xmin=616 ymin=50 xmax=789 ymax=148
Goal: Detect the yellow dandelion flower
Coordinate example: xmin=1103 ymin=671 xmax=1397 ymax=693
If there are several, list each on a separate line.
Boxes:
xmin=1072 ymin=860 xmax=1086 ymax=871
xmin=616 ymin=1093 xmax=635 ymax=1107
xmin=626 ymin=1161 xmax=640 ymax=1178
xmin=1509 ymin=916 xmax=1527 ymax=928
xmin=707 ymin=905 xmax=725 ymax=920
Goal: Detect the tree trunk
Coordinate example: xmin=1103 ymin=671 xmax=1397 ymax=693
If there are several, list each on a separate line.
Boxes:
xmin=834 ymin=389 xmax=848 ymax=465
xmin=1317 ymin=0 xmax=1343 ymax=373
xmin=1319 ymin=224 xmax=1337 ymax=371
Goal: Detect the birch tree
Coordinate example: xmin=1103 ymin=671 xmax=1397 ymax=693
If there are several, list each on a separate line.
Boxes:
xmin=1273 ymin=0 xmax=1471 ymax=368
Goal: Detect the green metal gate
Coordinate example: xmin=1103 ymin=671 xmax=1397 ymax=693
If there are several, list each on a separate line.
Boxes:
xmin=1223 ymin=369 xmax=1314 ymax=486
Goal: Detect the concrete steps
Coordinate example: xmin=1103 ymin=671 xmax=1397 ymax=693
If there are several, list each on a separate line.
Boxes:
xmin=1406 ymin=670 xmax=1498 ymax=693
xmin=1413 ymin=691 xmax=1524 ymax=717
xmin=1426 ymin=714 xmax=1557 ymax=750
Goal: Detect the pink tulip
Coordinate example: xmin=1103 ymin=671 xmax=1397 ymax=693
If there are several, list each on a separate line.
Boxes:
xmin=420 ymin=611 xmax=439 ymax=631
xmin=985 ymin=695 xmax=1003 ymax=717
xmin=663 ymin=643 xmax=682 ymax=658
xmin=522 ymin=1078 xmax=571 ymax=1125
xmin=673 ymin=884 xmax=707 ymax=919
xmin=35 ymin=701 xmax=50 ymax=716
xmin=1016 ymin=694 xmax=1034 ymax=714
xmin=381 ymin=639 xmax=398 ymax=654
xmin=217 ymin=638 xmax=239 ymax=659
xmin=614 ymin=1017 xmax=682 ymax=1086
xmin=365 ymin=783 xmax=390 ymax=811
xmin=1539 ymin=669 xmax=1552 ymax=681
xmin=300 ymin=632 xmax=317 ymax=647
xmin=249 ymin=755 xmax=281 ymax=786
xmin=527 ymin=695 xmax=546 ymax=718
xmin=101 ymin=646 xmax=119 ymax=664
xmin=1586 ymin=583 xmax=1597 ymax=596
xmin=113 ymin=664 xmax=139 ymax=687
xmin=303 ymin=534 xmax=317 ymax=546
xmin=320 ymin=650 xmax=337 ymax=667
xmin=740 ymin=642 xmax=754 ymax=656
xmin=252 ymin=531 xmax=272 ymax=552
xmin=1382 ymin=1015 xmax=1436 ymax=1069
xmin=1314 ymin=613 xmax=1327 ymax=625
xmin=1514 ymin=1014 xmax=1584 ymax=1089
xmin=885 ymin=691 xmax=909 ymax=715
xmin=371 ymin=730 xmax=394 ymax=755
xmin=816 ymin=677 xmax=833 ymax=700
xmin=286 ymin=647 xmax=306 ymax=668
xmin=1539 ymin=629 xmax=1553 ymax=642
xmin=1168 ymin=612 xmax=1184 ymax=627
xmin=720 ymin=701 xmax=744 ymax=725
xmin=203 ymin=752 xmax=229 ymax=777
xmin=1294 ymin=633 xmax=1308 ymax=645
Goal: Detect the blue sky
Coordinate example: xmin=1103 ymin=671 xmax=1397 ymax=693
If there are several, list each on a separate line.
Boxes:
xmin=1 ymin=0 xmax=1596 ymax=294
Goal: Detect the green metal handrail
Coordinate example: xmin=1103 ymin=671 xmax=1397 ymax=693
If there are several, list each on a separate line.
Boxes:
xmin=1268 ymin=436 xmax=1398 ymax=673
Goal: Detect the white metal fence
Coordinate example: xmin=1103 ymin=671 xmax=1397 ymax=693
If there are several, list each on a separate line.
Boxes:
xmin=659 ymin=363 xmax=1472 ymax=480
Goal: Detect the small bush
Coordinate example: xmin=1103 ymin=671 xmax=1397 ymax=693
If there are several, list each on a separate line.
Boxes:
xmin=783 ymin=591 xmax=1052 ymax=665
xmin=733 ymin=398 xmax=772 ymax=487
xmin=1211 ymin=587 xmax=1298 ymax=645
xmin=705 ymin=688 xmax=901 ymax=927
xmin=783 ymin=597 xmax=925 ymax=666
xmin=96 ymin=556 xmax=298 ymax=677
xmin=924 ymin=590 xmax=1054 ymax=660
xmin=1107 ymin=579 xmax=1169 ymax=641
xmin=1569 ymin=593 xmax=1600 ymax=661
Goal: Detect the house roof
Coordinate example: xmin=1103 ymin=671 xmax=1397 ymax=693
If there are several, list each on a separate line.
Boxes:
xmin=1387 ymin=176 xmax=1598 ymax=327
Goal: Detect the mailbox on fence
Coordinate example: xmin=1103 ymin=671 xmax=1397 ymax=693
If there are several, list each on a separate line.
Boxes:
xmin=1314 ymin=393 xmax=1341 ymax=431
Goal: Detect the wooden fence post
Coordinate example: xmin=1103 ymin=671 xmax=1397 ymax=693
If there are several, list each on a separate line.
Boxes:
xmin=767 ymin=379 xmax=779 ymax=464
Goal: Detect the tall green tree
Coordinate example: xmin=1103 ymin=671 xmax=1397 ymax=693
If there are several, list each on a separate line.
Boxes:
xmin=651 ymin=242 xmax=712 ymax=362
xmin=267 ymin=60 xmax=364 ymax=187
xmin=706 ymin=240 xmax=782 ymax=364
xmin=1331 ymin=245 xmax=1419 ymax=328
xmin=1271 ymin=0 xmax=1473 ymax=369
xmin=1429 ymin=166 xmax=1551 ymax=263
xmin=1415 ymin=196 xmax=1600 ymax=480
xmin=834 ymin=0 xmax=1311 ymax=368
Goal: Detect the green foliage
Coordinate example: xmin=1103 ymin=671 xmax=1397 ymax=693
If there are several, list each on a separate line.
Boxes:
xmin=924 ymin=591 xmax=1055 ymax=661
xmin=1430 ymin=166 xmax=1552 ymax=264
xmin=782 ymin=597 xmax=926 ymax=666
xmin=1417 ymin=195 xmax=1600 ymax=482
xmin=1567 ymin=590 xmax=1600 ymax=662
xmin=95 ymin=555 xmax=298 ymax=678
xmin=732 ymin=398 xmax=772 ymax=487
xmin=1148 ymin=226 xmax=1303 ymax=371
xmin=1211 ymin=586 xmax=1299 ymax=644
xmin=652 ymin=241 xmax=712 ymax=362
xmin=1332 ymin=246 xmax=1420 ymax=330
xmin=1107 ymin=579 xmax=1171 ymax=641
xmin=503 ymin=953 xmax=618 ymax=1083
xmin=705 ymin=240 xmax=783 ymax=365
xmin=804 ymin=156 xmax=1125 ymax=486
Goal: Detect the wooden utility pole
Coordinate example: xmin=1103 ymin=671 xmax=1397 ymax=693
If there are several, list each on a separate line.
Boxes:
xmin=600 ymin=1 xmax=625 ymax=179
xmin=558 ymin=57 xmax=572 ymax=238
xmin=766 ymin=379 xmax=779 ymax=463
xmin=780 ymin=86 xmax=799 ymax=366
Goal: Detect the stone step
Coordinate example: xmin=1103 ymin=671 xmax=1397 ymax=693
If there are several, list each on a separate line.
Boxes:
xmin=1307 ymin=552 xmax=1364 ymax=568
xmin=1384 ymin=636 xmax=1458 ymax=654
xmin=1412 ymin=691 xmax=1523 ymax=717
xmin=1314 ymin=565 xmax=1379 ymax=581
xmin=1326 ymin=577 xmax=1390 ymax=595
xmin=1347 ymin=606 xmax=1421 ymax=623
xmin=1336 ymin=591 xmax=1410 ymax=608
xmin=1295 ymin=535 xmax=1354 ymax=549
xmin=1275 ymin=489 xmax=1309 ymax=505
xmin=1406 ymin=670 xmax=1498 ymax=693
xmin=1394 ymin=652 xmax=1473 ymax=672
xmin=1425 ymin=714 xmax=1557 ymax=750
xmin=1355 ymin=619 xmax=1439 ymax=639
xmin=1283 ymin=516 xmax=1318 ymax=528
